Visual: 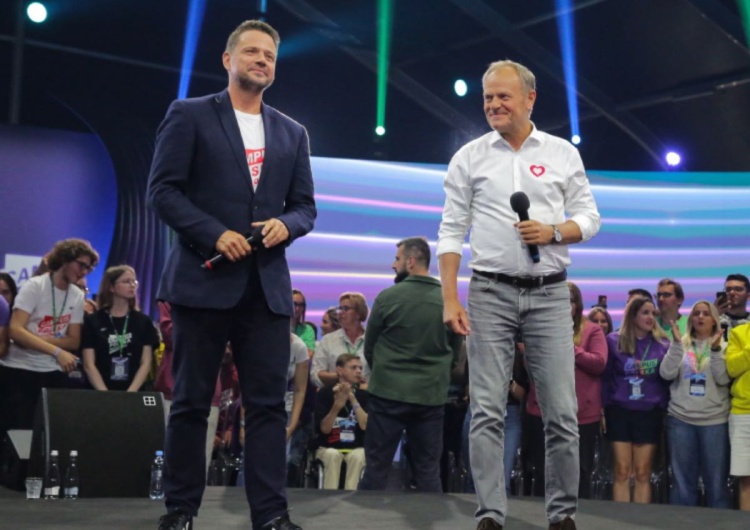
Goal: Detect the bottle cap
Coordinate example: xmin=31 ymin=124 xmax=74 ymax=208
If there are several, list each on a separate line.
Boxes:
xmin=70 ymin=450 xmax=78 ymax=456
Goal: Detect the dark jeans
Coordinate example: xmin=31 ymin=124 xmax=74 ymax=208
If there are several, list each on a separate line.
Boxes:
xmin=164 ymin=263 xmax=290 ymax=530
xmin=0 ymin=365 xmax=68 ymax=434
xmin=527 ymin=414 xmax=598 ymax=499
xmin=359 ymin=394 xmax=444 ymax=492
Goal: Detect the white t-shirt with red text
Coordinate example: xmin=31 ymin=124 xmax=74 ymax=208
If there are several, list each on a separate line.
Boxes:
xmin=234 ymin=109 xmax=265 ymax=191
xmin=0 ymin=274 xmax=84 ymax=372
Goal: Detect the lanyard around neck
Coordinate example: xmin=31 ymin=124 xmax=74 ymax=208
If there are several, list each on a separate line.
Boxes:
xmin=108 ymin=311 xmax=130 ymax=357
xmin=50 ymin=273 xmax=70 ymax=335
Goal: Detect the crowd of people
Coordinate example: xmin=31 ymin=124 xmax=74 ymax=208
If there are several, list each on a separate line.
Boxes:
xmin=1 ymin=238 xmax=749 ymax=517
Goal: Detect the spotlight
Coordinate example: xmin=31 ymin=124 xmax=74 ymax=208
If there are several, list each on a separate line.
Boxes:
xmin=27 ymin=2 xmax=48 ymax=23
xmin=571 ymin=134 xmax=581 ymax=145
xmin=665 ymin=151 xmax=682 ymax=167
xmin=454 ymin=79 xmax=468 ymax=97
xmin=375 ymin=126 xmax=386 ymax=136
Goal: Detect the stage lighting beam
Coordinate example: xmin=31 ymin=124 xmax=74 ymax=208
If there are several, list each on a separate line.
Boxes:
xmin=555 ymin=0 xmax=580 ymax=146
xmin=376 ymin=0 xmax=393 ymax=136
xmin=178 ymin=0 xmax=207 ymax=100
xmin=27 ymin=2 xmax=47 ymax=23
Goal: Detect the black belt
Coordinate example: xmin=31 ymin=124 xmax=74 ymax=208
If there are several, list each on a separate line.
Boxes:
xmin=473 ymin=269 xmax=567 ymax=288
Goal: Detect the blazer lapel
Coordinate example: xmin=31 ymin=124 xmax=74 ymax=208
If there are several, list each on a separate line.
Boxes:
xmin=256 ymin=103 xmax=276 ymax=197
xmin=214 ymin=90 xmax=254 ymax=196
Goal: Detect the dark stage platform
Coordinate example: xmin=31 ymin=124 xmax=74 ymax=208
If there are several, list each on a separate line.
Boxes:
xmin=2 ymin=486 xmax=748 ymax=529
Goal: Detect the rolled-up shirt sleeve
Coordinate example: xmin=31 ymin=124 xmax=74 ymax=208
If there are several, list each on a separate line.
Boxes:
xmin=437 ymin=150 xmax=473 ymax=257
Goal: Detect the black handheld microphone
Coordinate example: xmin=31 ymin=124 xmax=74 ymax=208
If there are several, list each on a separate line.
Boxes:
xmin=201 ymin=225 xmax=265 ymax=270
xmin=509 ymin=191 xmax=540 ymax=264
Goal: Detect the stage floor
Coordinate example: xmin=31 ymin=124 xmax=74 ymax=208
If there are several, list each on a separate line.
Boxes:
xmin=2 ymin=486 xmax=748 ymax=529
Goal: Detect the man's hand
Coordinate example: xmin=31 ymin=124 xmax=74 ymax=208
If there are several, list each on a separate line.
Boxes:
xmin=333 ymin=382 xmax=352 ymax=408
xmin=444 ymin=297 xmax=471 ymax=336
xmin=252 ymin=218 xmax=290 ymax=249
xmin=216 ymin=230 xmax=252 ymax=262
xmin=515 ymin=220 xmax=554 ymax=245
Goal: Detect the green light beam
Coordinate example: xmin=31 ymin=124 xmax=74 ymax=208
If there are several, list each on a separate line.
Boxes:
xmin=376 ymin=0 xmax=393 ymax=135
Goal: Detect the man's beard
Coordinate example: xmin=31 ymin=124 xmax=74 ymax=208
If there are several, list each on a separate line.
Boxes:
xmin=394 ymin=270 xmax=408 ymax=284
xmin=237 ymin=72 xmax=271 ymax=92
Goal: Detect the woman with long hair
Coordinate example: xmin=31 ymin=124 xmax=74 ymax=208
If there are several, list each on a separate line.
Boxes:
xmin=0 ymin=239 xmax=98 ymax=433
xmin=659 ymin=300 xmax=731 ymax=507
xmin=526 ymin=282 xmax=607 ymax=498
xmin=587 ymin=306 xmax=613 ymax=336
xmin=601 ymin=296 xmax=670 ymax=503
xmin=292 ymin=288 xmax=317 ymax=357
xmin=81 ymin=265 xmax=159 ymax=391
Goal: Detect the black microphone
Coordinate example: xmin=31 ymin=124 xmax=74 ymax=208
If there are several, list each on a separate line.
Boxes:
xmin=509 ymin=191 xmax=540 ymax=264
xmin=201 ymin=226 xmax=265 ymax=270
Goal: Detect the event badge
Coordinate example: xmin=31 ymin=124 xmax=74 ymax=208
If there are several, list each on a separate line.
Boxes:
xmin=110 ymin=356 xmax=130 ymax=381
xmin=340 ymin=428 xmax=355 ymax=443
xmin=689 ymin=374 xmax=707 ymax=397
xmin=628 ymin=377 xmax=644 ymax=400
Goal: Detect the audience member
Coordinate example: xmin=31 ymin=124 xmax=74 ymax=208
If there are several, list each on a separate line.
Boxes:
xmin=311 ymin=292 xmax=369 ymax=388
xmin=0 ymin=295 xmax=9 ymax=358
xmin=659 ymin=300 xmax=731 ymax=508
xmin=718 ymin=273 xmax=750 ymax=335
xmin=314 ymin=353 xmax=368 ymax=490
xmin=601 ymin=296 xmax=670 ymax=503
xmin=587 ymin=306 xmax=613 ymax=336
xmin=292 ymin=289 xmax=316 ymax=357
xmin=655 ymin=278 xmax=687 ymax=339
xmin=80 ymin=265 xmax=158 ymax=392
xmin=154 ymin=300 xmax=222 ymax=475
xmin=527 ymin=282 xmax=607 ymax=499
xmin=627 ymin=288 xmax=653 ymax=304
xmin=286 ymin=334 xmax=309 ymax=441
xmin=75 ymin=277 xmax=98 ymax=315
xmin=0 ymin=238 xmax=98 ymax=436
xmin=0 ymin=272 xmax=18 ymax=308
xmin=320 ymin=307 xmax=341 ymax=336
xmin=725 ymin=320 xmax=750 ymax=511
xmin=359 ymin=237 xmax=462 ymax=492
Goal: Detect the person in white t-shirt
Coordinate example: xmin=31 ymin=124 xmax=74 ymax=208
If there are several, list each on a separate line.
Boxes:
xmin=0 ymin=238 xmax=98 ymax=436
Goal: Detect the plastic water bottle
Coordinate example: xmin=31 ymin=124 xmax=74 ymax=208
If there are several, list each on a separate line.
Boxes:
xmin=44 ymin=450 xmax=61 ymax=499
xmin=63 ymin=450 xmax=80 ymax=499
xmin=149 ymin=450 xmax=165 ymax=500
xmin=510 ymin=448 xmax=525 ymax=496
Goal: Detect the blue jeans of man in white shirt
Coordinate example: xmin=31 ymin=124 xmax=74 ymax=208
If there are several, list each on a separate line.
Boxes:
xmin=467 ymin=275 xmax=579 ymax=525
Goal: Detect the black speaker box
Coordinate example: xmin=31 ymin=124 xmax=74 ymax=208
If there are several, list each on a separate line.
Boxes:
xmin=28 ymin=388 xmax=165 ymax=497
xmin=0 ymin=430 xmax=32 ymax=490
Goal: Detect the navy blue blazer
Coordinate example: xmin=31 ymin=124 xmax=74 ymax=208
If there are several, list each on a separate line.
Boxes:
xmin=146 ymin=90 xmax=316 ymax=314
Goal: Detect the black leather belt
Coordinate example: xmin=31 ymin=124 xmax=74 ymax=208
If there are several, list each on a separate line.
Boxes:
xmin=473 ymin=269 xmax=567 ymax=288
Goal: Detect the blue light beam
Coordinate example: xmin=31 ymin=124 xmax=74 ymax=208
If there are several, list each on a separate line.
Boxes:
xmin=555 ymin=0 xmax=580 ymax=143
xmin=178 ymin=0 xmax=207 ymax=100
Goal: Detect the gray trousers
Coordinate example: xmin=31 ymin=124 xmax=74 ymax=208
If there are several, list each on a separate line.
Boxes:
xmin=467 ymin=275 xmax=579 ymax=525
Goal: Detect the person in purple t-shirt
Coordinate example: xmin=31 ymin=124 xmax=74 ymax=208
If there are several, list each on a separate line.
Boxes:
xmin=601 ymin=296 xmax=670 ymax=503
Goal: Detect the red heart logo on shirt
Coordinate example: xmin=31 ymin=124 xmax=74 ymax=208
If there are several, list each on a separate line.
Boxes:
xmin=530 ymin=165 xmax=545 ymax=177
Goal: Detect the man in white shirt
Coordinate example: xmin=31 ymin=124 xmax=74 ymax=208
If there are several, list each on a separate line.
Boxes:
xmin=437 ymin=60 xmax=600 ymax=530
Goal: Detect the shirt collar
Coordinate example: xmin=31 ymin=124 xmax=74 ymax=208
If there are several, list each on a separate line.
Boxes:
xmin=489 ymin=121 xmax=543 ymax=150
xmin=402 ymin=275 xmax=441 ymax=286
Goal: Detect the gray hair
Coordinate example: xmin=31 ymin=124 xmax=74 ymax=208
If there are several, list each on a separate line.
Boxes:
xmin=483 ymin=60 xmax=536 ymax=94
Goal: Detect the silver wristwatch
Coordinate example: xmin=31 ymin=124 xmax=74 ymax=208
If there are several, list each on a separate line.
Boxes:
xmin=551 ymin=225 xmax=562 ymax=244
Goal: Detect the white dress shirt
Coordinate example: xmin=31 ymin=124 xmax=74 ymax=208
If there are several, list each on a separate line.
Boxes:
xmin=437 ymin=126 xmax=601 ymax=276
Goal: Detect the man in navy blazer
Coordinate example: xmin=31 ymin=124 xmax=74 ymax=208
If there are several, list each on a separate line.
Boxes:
xmin=147 ymin=20 xmax=315 ymax=530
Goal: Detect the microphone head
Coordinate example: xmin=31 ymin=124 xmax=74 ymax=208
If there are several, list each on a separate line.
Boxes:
xmin=510 ymin=191 xmax=530 ymax=213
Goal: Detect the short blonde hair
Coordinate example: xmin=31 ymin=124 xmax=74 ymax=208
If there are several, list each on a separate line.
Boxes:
xmin=340 ymin=292 xmax=369 ymax=322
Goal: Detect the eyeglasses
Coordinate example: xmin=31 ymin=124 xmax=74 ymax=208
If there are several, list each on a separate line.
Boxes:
xmin=75 ymin=260 xmax=94 ymax=273
xmin=338 ymin=305 xmax=354 ymax=312
xmin=655 ymin=292 xmax=673 ymax=298
xmin=116 ymin=279 xmax=139 ymax=286
xmin=293 ymin=301 xmax=306 ymax=307
xmin=725 ymin=286 xmax=746 ymax=293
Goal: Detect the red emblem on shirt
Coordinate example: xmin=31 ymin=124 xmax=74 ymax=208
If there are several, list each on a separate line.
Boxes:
xmin=530 ymin=165 xmax=545 ymax=177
